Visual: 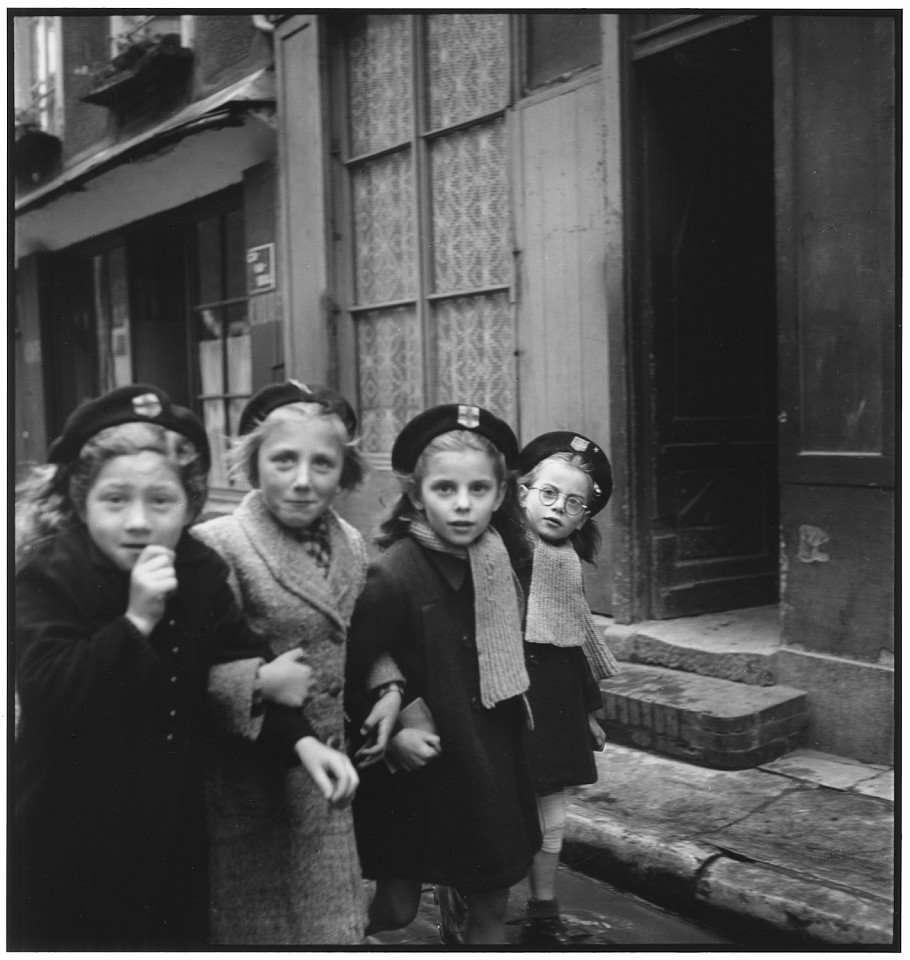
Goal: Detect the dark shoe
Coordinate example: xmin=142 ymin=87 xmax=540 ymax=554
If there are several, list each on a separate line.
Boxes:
xmin=520 ymin=915 xmax=571 ymax=946
xmin=435 ymin=885 xmax=467 ymax=945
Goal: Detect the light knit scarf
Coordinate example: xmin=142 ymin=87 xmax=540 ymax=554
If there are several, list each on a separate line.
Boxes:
xmin=525 ymin=538 xmax=621 ymax=681
xmin=408 ymin=519 xmax=530 ymax=709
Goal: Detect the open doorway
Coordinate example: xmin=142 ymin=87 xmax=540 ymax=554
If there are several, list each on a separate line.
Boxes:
xmin=631 ymin=18 xmax=778 ymax=619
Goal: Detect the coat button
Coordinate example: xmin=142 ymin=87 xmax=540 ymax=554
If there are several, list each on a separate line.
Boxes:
xmin=470 ymin=697 xmax=482 ymax=712
xmin=170 ymin=709 xmax=177 ymax=718
xmin=170 ymin=676 xmax=177 ymax=683
xmin=527 ymin=654 xmax=538 ymax=667
xmin=166 ymin=734 xmax=174 ymax=742
xmin=327 ymin=681 xmax=343 ymax=698
xmin=171 ymin=646 xmax=179 ymax=655
xmin=461 ymin=634 xmax=473 ymax=650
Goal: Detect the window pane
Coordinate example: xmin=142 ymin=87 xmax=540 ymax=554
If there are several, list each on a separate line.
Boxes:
xmin=357 ymin=305 xmax=424 ymax=453
xmin=352 ymin=150 xmax=416 ymax=304
xmin=427 ymin=14 xmax=508 ymax=129
xmin=347 ymin=14 xmax=412 ymax=156
xmin=108 ymin=247 xmax=131 ymax=388
xmin=224 ymin=207 xmax=245 ymax=301
xmin=225 ymin=302 xmax=251 ymax=396
xmin=203 ymin=399 xmax=229 ymax=488
xmin=196 ymin=307 xmax=223 ymax=396
xmin=430 ymin=118 xmax=509 ymax=292
xmin=197 ymin=216 xmax=222 ymax=304
xmin=526 ymin=14 xmax=601 ymax=89
xmin=433 ymin=291 xmax=515 ymax=425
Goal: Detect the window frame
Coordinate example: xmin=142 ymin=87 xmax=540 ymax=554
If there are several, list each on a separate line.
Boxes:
xmin=108 ymin=14 xmax=195 ymax=55
xmin=330 ymin=13 xmax=518 ymax=463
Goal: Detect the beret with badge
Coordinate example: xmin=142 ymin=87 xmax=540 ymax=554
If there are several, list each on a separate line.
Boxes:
xmin=238 ymin=380 xmax=358 ymax=438
xmin=518 ymin=431 xmax=613 ymax=516
xmin=47 ymin=384 xmax=211 ymax=471
xmin=392 ymin=403 xmax=519 ymax=472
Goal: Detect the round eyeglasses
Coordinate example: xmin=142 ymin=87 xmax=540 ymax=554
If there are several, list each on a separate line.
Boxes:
xmin=526 ymin=485 xmax=588 ymax=517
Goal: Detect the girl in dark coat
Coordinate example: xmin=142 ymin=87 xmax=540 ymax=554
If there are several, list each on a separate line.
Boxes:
xmin=513 ymin=431 xmax=621 ymax=944
xmin=12 ymin=385 xmax=315 ymax=951
xmin=346 ymin=404 xmax=542 ymax=945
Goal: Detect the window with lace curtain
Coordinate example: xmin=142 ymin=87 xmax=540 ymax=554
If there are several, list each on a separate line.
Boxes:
xmin=334 ymin=13 xmax=516 ymax=457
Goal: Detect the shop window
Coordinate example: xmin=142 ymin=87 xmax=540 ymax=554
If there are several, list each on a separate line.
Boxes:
xmin=337 ymin=13 xmax=516 ymax=457
xmin=524 ymin=13 xmax=601 ymax=91
xmin=93 ymin=247 xmax=133 ymax=392
xmin=192 ymin=203 xmax=251 ymax=489
xmin=14 ymin=15 xmax=63 ymax=136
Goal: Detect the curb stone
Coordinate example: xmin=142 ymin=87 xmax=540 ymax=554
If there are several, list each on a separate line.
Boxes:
xmin=564 ymin=803 xmax=894 ymax=946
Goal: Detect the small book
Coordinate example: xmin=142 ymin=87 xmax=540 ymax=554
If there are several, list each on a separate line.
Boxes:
xmin=386 ymin=697 xmax=436 ymax=774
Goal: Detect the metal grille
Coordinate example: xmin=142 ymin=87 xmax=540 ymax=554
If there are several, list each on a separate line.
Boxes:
xmin=357 ymin=306 xmax=424 ymax=454
xmin=427 ymin=13 xmax=509 ymax=129
xmin=347 ymin=14 xmax=412 ymax=156
xmin=430 ymin=119 xmax=510 ymax=293
xmin=352 ymin=151 xmax=417 ymax=304
xmin=434 ymin=292 xmax=515 ymax=424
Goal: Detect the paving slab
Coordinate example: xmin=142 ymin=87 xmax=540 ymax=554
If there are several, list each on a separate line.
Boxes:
xmin=575 ymin=744 xmax=792 ymax=836
xmin=703 ymin=786 xmax=893 ymax=902
xmin=853 ymin=769 xmax=894 ymax=801
xmin=760 ymin=748 xmax=889 ymax=790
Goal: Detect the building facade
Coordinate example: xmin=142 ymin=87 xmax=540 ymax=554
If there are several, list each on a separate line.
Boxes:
xmin=14 ymin=13 xmax=895 ymax=763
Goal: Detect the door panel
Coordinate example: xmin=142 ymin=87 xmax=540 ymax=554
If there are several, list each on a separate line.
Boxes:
xmin=638 ymin=19 xmax=778 ymax=618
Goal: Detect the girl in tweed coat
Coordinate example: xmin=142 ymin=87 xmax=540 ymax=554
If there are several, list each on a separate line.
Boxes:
xmin=346 ymin=405 xmax=541 ymax=945
xmin=194 ymin=382 xmax=401 ymax=945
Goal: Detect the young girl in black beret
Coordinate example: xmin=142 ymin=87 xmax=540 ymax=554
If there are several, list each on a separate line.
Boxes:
xmin=514 ymin=431 xmax=620 ymax=943
xmin=345 ymin=404 xmax=542 ymax=944
xmin=13 ymin=385 xmax=315 ymax=950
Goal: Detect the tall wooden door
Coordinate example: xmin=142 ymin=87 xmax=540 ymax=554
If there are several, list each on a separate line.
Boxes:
xmin=633 ymin=17 xmax=779 ymax=618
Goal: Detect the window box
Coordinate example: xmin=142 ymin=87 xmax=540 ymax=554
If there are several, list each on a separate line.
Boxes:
xmin=81 ymin=34 xmax=193 ymax=109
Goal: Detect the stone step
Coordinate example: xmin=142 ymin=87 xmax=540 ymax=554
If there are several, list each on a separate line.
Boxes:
xmin=598 ymin=663 xmax=808 ymax=770
xmin=596 ymin=605 xmax=780 ymax=686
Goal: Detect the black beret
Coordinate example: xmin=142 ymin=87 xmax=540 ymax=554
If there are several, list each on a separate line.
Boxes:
xmin=391 ymin=404 xmax=519 ymax=472
xmin=238 ymin=380 xmax=358 ymax=437
xmin=518 ymin=431 xmax=613 ymax=516
xmin=47 ymin=384 xmax=211 ymax=471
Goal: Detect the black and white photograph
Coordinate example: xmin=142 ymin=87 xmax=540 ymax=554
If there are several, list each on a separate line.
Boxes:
xmin=11 ymin=8 xmax=896 ymax=951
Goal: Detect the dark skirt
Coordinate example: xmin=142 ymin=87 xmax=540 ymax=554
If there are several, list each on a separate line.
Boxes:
xmin=524 ymin=643 xmax=599 ymax=794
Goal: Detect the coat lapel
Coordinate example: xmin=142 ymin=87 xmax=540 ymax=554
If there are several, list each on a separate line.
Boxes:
xmin=234 ymin=492 xmax=352 ymax=634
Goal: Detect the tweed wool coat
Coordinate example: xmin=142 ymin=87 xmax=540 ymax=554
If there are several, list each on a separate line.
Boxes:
xmin=194 ymin=490 xmax=392 ymax=945
xmin=13 ymin=525 xmax=270 ymax=951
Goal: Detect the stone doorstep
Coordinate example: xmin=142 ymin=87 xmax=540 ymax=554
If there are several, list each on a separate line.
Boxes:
xmin=599 ymin=663 xmax=808 ymax=770
xmin=596 ymin=606 xmax=781 ymax=686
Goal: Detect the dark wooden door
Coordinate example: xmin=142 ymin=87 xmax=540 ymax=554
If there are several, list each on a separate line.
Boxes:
xmin=636 ymin=19 xmax=778 ymax=618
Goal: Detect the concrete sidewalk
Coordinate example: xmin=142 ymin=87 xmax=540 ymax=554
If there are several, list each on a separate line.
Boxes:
xmin=563 ymin=744 xmax=894 ymax=946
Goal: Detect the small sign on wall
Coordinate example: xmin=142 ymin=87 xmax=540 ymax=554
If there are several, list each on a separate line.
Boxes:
xmin=246 ymin=243 xmax=276 ymax=295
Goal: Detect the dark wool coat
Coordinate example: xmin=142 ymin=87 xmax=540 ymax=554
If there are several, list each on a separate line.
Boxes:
xmin=12 ymin=524 xmax=270 ymax=951
xmin=194 ymin=492 xmax=394 ymax=945
xmin=516 ymin=563 xmax=603 ymax=793
xmin=347 ymin=538 xmax=542 ymax=894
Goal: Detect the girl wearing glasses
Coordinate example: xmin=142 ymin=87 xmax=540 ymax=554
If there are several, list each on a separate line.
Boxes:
xmin=513 ymin=431 xmax=621 ymax=945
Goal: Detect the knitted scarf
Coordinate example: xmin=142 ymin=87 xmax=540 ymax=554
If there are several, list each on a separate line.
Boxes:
xmin=525 ymin=537 xmax=621 ymax=681
xmin=408 ymin=519 xmax=530 ymax=709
